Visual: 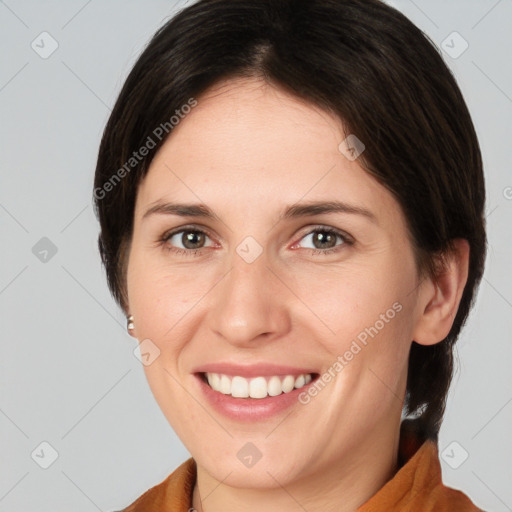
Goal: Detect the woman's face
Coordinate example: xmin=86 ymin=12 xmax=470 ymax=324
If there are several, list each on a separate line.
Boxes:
xmin=126 ymin=77 xmax=427 ymax=488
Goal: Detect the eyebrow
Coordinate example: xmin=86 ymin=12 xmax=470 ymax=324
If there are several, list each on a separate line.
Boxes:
xmin=142 ymin=200 xmax=377 ymax=224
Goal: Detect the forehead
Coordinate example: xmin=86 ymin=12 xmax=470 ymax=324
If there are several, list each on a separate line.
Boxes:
xmin=135 ymin=77 xmax=404 ymax=233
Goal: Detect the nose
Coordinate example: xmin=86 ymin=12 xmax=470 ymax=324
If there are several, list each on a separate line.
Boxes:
xmin=207 ymin=249 xmax=291 ymax=347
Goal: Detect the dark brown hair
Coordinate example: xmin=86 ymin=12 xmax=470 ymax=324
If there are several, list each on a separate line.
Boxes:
xmin=93 ymin=0 xmax=487 ymax=439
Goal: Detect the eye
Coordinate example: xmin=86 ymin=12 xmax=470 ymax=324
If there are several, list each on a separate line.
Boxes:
xmin=291 ymin=226 xmax=353 ymax=256
xmin=159 ymin=224 xmax=353 ymax=257
xmin=160 ymin=226 xmax=215 ymax=256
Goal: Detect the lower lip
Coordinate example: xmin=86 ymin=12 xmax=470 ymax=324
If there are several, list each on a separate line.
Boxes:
xmin=194 ymin=373 xmax=319 ymax=422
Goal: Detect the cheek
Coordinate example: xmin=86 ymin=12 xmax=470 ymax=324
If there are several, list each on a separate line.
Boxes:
xmin=289 ymin=262 xmax=410 ymax=341
xmin=292 ymin=254 xmax=417 ymax=386
xmin=127 ymin=231 xmax=417 ymax=354
xmin=325 ymin=292 xmax=416 ymax=417
xmin=126 ymin=249 xmax=206 ymax=341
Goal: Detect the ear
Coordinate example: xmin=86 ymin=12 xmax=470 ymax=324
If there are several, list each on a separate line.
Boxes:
xmin=412 ymin=238 xmax=470 ymax=346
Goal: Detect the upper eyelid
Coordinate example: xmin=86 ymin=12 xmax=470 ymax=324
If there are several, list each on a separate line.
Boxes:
xmin=163 ymin=224 xmax=215 ymax=241
xmin=295 ymin=225 xmax=352 ymax=240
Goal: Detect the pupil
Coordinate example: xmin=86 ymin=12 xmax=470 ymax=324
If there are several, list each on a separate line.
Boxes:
xmin=315 ymin=231 xmax=335 ymax=249
xmin=184 ymin=231 xmax=203 ymax=249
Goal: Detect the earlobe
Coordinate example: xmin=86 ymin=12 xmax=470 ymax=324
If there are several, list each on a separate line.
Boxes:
xmin=412 ymin=239 xmax=470 ymax=346
xmin=127 ymin=314 xmax=137 ymax=337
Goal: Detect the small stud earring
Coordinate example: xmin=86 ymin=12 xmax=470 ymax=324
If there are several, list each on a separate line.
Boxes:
xmin=127 ymin=315 xmax=135 ymax=333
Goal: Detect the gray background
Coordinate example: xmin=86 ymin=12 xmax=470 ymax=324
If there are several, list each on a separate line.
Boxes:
xmin=0 ymin=0 xmax=511 ymax=511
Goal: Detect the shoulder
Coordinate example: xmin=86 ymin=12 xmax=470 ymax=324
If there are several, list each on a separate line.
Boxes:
xmin=388 ymin=440 xmax=484 ymax=511
xmin=115 ymin=457 xmax=196 ymax=512
xmin=357 ymin=420 xmax=485 ymax=511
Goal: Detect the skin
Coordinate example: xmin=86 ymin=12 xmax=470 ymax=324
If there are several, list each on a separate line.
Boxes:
xmin=125 ymin=77 xmax=469 ymax=512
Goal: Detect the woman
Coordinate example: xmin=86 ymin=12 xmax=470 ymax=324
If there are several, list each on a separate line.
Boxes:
xmin=94 ymin=0 xmax=487 ymax=510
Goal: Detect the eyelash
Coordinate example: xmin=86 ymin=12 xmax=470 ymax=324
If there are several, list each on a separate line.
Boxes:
xmin=158 ymin=225 xmax=354 ymax=258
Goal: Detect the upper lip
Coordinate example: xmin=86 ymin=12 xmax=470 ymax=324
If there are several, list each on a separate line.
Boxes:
xmin=192 ymin=362 xmax=319 ymax=378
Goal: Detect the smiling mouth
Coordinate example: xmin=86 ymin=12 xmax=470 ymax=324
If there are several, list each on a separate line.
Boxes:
xmin=197 ymin=371 xmax=320 ymax=399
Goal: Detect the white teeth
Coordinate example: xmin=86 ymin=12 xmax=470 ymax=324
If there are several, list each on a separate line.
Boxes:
xmin=282 ymin=375 xmax=295 ymax=393
xmin=231 ymin=376 xmax=248 ymax=397
xmin=295 ymin=374 xmax=306 ymax=388
xmin=249 ymin=376 xmax=268 ymax=399
xmin=219 ymin=374 xmax=231 ymax=394
xmin=204 ymin=372 xmax=314 ymax=399
xmin=267 ymin=376 xmax=282 ymax=396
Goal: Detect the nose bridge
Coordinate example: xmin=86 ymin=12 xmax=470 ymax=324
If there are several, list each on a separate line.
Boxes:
xmin=209 ymin=245 xmax=290 ymax=344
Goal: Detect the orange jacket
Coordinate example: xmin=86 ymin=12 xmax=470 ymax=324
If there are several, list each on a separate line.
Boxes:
xmin=118 ymin=427 xmax=483 ymax=511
